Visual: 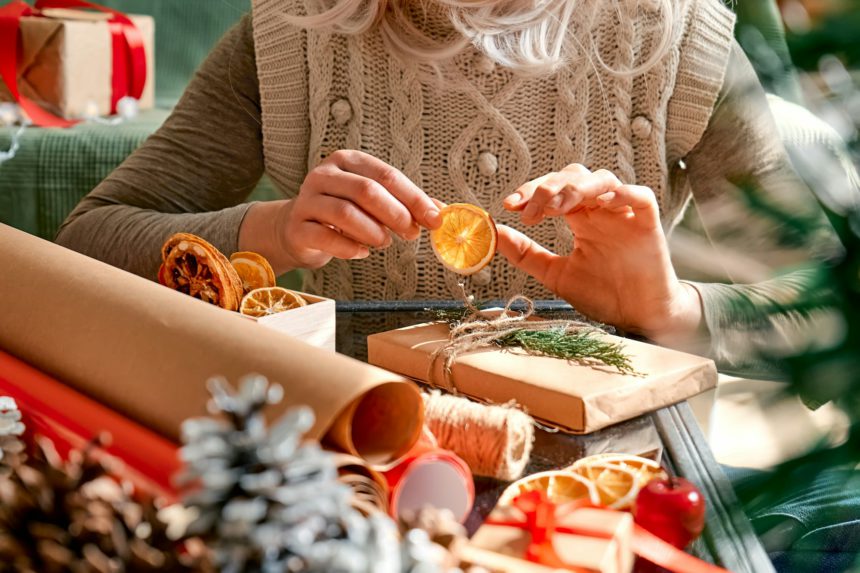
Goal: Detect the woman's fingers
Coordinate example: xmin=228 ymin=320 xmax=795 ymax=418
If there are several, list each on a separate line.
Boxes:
xmin=299 ymin=221 xmax=370 ymax=260
xmin=325 ymin=150 xmax=442 ymax=230
xmin=310 ymin=195 xmax=395 ymax=248
xmin=595 ymin=185 xmax=660 ymax=225
xmin=504 ymin=165 xmax=624 ymax=224
xmin=495 ymin=225 xmax=561 ymax=288
xmin=310 ymin=167 xmax=418 ymax=240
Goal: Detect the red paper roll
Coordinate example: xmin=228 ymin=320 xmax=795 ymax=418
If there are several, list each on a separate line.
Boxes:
xmin=382 ymin=430 xmax=475 ymax=523
xmin=0 ymin=350 xmax=180 ymax=498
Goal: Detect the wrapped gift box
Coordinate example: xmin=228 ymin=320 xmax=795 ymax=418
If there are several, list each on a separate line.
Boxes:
xmin=367 ymin=321 xmax=717 ymax=433
xmin=244 ymin=292 xmax=336 ymax=352
xmin=0 ymin=8 xmax=154 ymax=119
xmin=460 ymin=494 xmax=634 ymax=573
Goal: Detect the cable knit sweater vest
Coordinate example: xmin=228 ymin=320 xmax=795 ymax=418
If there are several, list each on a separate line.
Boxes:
xmin=251 ymin=0 xmax=736 ymax=302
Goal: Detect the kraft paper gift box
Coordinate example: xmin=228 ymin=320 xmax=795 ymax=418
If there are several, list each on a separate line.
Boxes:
xmin=244 ymin=292 xmax=337 ymax=352
xmin=367 ymin=321 xmax=717 ymax=433
xmin=459 ymin=499 xmax=634 ymax=573
xmin=0 ymin=9 xmax=154 ymax=119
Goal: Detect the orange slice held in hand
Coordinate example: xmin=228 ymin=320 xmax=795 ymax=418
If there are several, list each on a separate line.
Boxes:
xmin=230 ymin=251 xmax=276 ymax=294
xmin=240 ymin=287 xmax=308 ymax=318
xmin=430 ymin=203 xmax=497 ymax=275
xmin=159 ymin=233 xmax=244 ymax=311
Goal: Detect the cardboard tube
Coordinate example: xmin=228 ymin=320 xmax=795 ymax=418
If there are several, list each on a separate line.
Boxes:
xmin=0 ymin=226 xmax=422 ymax=464
xmin=382 ymin=432 xmax=475 ymax=523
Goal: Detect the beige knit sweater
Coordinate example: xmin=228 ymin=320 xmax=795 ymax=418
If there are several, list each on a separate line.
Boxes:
xmin=252 ymin=0 xmax=737 ymax=302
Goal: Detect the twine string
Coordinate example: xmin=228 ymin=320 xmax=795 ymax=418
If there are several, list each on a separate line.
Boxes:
xmin=429 ymin=291 xmax=594 ymax=393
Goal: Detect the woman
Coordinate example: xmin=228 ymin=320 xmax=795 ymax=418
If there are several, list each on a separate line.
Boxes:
xmin=56 ymin=0 xmax=822 ymax=371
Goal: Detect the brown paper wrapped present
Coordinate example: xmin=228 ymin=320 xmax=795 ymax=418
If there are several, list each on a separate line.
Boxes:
xmin=367 ymin=321 xmax=717 ymax=433
xmin=0 ymin=8 xmax=154 ymax=119
xmin=460 ymin=491 xmax=634 ymax=573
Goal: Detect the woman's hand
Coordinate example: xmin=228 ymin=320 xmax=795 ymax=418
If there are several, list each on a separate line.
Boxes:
xmin=240 ymin=150 xmax=441 ymax=273
xmin=497 ymin=163 xmax=703 ymax=345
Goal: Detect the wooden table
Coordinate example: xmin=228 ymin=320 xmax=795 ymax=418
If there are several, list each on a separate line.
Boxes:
xmin=336 ymin=301 xmax=775 ymax=573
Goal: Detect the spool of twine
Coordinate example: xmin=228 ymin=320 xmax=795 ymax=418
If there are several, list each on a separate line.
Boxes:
xmin=422 ymin=391 xmax=534 ymax=482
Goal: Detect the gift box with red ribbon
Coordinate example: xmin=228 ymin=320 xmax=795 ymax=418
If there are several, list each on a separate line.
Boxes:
xmin=0 ymin=0 xmax=153 ymax=127
xmin=458 ymin=489 xmax=737 ymax=573
xmin=460 ymin=491 xmax=634 ymax=573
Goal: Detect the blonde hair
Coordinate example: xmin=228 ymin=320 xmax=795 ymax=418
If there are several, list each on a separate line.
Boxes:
xmin=284 ymin=0 xmax=677 ymax=76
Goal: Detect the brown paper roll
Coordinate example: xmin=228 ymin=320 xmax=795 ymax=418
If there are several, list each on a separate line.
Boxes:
xmin=0 ymin=225 xmax=422 ymax=464
xmin=332 ymin=453 xmax=390 ymax=515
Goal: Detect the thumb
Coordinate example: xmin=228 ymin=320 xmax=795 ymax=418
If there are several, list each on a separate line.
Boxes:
xmin=496 ymin=225 xmax=561 ymax=287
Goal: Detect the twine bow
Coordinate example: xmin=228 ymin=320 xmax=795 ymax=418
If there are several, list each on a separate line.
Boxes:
xmin=428 ymin=292 xmax=614 ymax=393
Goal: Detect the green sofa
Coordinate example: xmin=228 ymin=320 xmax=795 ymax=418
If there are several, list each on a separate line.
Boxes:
xmin=0 ymin=0 xmax=276 ymax=241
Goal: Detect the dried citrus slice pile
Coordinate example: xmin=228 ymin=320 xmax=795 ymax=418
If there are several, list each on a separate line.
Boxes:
xmin=239 ymin=287 xmax=307 ymax=317
xmin=230 ymin=251 xmax=276 ymax=293
xmin=497 ymin=453 xmax=667 ymax=511
xmin=158 ymin=234 xmax=298 ymax=318
xmin=159 ymin=233 xmax=244 ymax=311
xmin=430 ymin=203 xmax=497 ymax=275
xmin=568 ymin=453 xmax=667 ymax=510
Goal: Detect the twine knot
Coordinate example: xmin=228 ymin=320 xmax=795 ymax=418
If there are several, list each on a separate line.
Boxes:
xmin=429 ymin=291 xmax=593 ymax=393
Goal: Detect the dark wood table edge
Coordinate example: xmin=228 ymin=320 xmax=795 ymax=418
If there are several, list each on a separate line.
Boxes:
xmin=654 ymin=403 xmax=775 ymax=573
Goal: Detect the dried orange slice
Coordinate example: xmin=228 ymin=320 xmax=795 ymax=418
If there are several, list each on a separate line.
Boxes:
xmin=230 ymin=251 xmax=276 ymax=294
xmin=498 ymin=470 xmax=597 ymax=507
xmin=240 ymin=287 xmax=307 ymax=317
xmin=430 ymin=203 xmax=497 ymax=275
xmin=568 ymin=454 xmax=667 ymax=510
xmin=159 ymin=233 xmax=244 ymax=311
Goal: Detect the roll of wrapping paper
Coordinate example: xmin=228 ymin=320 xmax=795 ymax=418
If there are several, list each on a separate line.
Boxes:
xmin=0 ymin=225 xmax=423 ymax=465
xmin=381 ymin=431 xmax=475 ymax=523
xmin=0 ymin=350 xmax=180 ymax=498
xmin=332 ymin=453 xmax=390 ymax=515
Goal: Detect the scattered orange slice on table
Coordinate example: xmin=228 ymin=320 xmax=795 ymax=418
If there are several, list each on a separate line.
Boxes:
xmin=498 ymin=470 xmax=597 ymax=506
xmin=230 ymin=251 xmax=276 ymax=293
xmin=240 ymin=287 xmax=307 ymax=318
xmin=430 ymin=203 xmax=497 ymax=275
xmin=160 ymin=233 xmax=244 ymax=311
xmin=568 ymin=453 xmax=667 ymax=510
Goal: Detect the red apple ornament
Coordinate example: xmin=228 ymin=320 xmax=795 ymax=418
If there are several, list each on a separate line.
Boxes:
xmin=633 ymin=476 xmax=706 ymax=549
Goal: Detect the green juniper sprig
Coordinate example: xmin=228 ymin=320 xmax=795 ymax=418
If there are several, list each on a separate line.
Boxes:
xmin=495 ymin=327 xmax=638 ymax=376
xmin=433 ymin=305 xmax=638 ymax=376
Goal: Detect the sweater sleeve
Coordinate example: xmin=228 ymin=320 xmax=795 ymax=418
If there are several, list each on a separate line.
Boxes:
xmin=55 ymin=15 xmax=264 ymax=280
xmin=682 ymin=41 xmax=832 ymax=378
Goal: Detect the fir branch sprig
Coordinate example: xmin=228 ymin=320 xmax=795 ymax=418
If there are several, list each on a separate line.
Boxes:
xmin=434 ymin=304 xmax=638 ymax=376
xmin=495 ymin=327 xmax=638 ymax=375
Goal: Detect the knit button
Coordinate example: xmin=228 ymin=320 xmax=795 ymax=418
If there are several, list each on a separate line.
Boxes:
xmin=330 ymin=99 xmax=352 ymax=125
xmin=473 ymin=53 xmax=495 ymax=74
xmin=472 ymin=266 xmax=492 ymax=286
xmin=632 ymin=115 xmax=652 ymax=139
xmin=477 ymin=151 xmax=498 ymax=176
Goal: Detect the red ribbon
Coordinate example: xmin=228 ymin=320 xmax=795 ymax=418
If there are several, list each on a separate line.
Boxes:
xmin=0 ymin=0 xmax=147 ymax=127
xmin=486 ymin=490 xmax=735 ymax=573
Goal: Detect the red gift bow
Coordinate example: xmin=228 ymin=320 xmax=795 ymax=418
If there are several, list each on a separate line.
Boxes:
xmin=0 ymin=0 xmax=147 ymax=127
xmin=486 ymin=490 xmax=735 ymax=573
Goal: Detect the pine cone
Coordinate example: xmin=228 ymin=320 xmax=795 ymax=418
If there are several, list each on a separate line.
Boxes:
xmin=0 ymin=436 xmax=208 ymax=573
xmin=0 ymin=397 xmax=25 ymax=477
xmin=179 ymin=375 xmax=461 ymax=573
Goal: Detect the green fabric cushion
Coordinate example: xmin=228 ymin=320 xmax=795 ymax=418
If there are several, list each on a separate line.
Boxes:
xmin=0 ymin=112 xmax=278 ymax=241
xmin=0 ymin=110 xmax=170 ymax=240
